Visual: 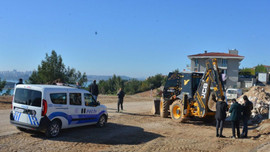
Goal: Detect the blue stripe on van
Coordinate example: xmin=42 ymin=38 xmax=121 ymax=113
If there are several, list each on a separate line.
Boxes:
xmin=28 ymin=114 xmax=33 ymax=125
xmin=33 ymin=116 xmax=39 ymax=126
xmin=14 ymin=112 xmax=22 ymax=121
xmin=48 ymin=112 xmax=73 ymax=124
xmin=18 ymin=112 xmax=21 ymax=121
xmin=48 ymin=111 xmax=106 ymax=125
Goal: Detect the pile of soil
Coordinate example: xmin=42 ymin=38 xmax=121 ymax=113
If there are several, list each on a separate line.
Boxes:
xmin=134 ymin=87 xmax=163 ymax=98
xmin=237 ymin=86 xmax=270 ymax=124
xmin=238 ymin=86 xmax=270 ymax=105
xmin=252 ymin=119 xmax=270 ymax=140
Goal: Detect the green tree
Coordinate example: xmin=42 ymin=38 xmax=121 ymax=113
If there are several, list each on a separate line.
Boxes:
xmin=255 ymin=64 xmax=267 ymax=74
xmin=0 ymin=78 xmax=6 ymax=93
xmin=97 ymin=75 xmax=125 ymax=94
xmin=98 ymin=74 xmax=166 ymax=95
xmin=28 ymin=50 xmax=88 ymax=86
xmin=239 ymin=68 xmax=255 ymax=76
xmin=124 ymin=79 xmax=142 ymax=94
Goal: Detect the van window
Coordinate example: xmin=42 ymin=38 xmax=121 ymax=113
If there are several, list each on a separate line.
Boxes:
xmin=70 ymin=93 xmax=82 ymax=105
xmin=50 ymin=93 xmax=67 ymax=104
xmin=84 ymin=93 xmax=96 ymax=106
xmin=14 ymin=88 xmax=42 ymax=107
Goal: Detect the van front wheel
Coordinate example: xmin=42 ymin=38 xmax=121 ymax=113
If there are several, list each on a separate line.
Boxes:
xmin=45 ymin=120 xmax=61 ymax=138
xmin=96 ymin=115 xmax=107 ymax=128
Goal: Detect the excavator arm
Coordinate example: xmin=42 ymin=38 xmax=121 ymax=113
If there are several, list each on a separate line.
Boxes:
xmin=193 ymin=58 xmax=224 ymax=117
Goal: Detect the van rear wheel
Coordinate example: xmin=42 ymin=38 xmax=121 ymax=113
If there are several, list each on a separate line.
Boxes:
xmin=45 ymin=120 xmax=61 ymax=138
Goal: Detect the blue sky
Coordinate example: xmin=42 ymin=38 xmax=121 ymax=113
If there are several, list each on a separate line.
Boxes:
xmin=0 ymin=0 xmax=269 ymax=78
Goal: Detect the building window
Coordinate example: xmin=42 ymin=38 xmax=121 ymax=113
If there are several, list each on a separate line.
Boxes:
xmin=195 ymin=59 xmax=198 ymax=67
xmin=222 ymin=59 xmax=227 ymax=67
xmin=218 ymin=59 xmax=227 ymax=67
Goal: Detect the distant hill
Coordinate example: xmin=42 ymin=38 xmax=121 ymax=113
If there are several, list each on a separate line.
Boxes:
xmin=0 ymin=70 xmax=143 ymax=83
xmin=87 ymin=75 xmax=133 ymax=82
xmin=0 ymin=70 xmax=32 ymax=82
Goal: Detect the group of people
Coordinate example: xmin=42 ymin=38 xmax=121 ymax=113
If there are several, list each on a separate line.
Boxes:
xmin=89 ymin=80 xmax=125 ymax=112
xmin=214 ymin=94 xmax=253 ymax=139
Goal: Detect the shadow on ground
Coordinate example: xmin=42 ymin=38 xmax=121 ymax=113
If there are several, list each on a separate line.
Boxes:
xmin=0 ymin=100 xmax=11 ymax=104
xmin=120 ymin=112 xmax=153 ymax=117
xmin=30 ymin=123 xmax=163 ymax=145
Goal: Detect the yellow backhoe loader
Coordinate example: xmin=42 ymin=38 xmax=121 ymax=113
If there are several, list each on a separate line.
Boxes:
xmin=156 ymin=58 xmax=225 ymax=122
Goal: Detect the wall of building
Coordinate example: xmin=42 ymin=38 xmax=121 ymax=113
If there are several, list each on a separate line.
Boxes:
xmin=190 ymin=58 xmax=241 ymax=88
xmin=191 ymin=58 xmax=207 ymax=72
xmin=224 ymin=59 xmax=239 ymax=88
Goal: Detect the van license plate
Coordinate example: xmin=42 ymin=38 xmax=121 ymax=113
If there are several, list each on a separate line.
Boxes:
xmin=15 ymin=108 xmax=24 ymax=113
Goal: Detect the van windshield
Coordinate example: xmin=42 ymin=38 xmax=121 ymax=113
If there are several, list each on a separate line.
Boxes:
xmin=227 ymin=90 xmax=237 ymax=94
xmin=14 ymin=88 xmax=42 ymax=107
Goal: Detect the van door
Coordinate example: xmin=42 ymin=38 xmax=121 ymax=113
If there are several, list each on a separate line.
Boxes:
xmin=83 ymin=93 xmax=101 ymax=124
xmin=68 ymin=92 xmax=84 ymax=126
xmin=13 ymin=88 xmax=42 ymax=126
xmin=48 ymin=92 xmax=69 ymax=127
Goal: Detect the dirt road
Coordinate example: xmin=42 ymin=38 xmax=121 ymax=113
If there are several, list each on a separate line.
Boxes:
xmin=0 ymin=96 xmax=270 ymax=152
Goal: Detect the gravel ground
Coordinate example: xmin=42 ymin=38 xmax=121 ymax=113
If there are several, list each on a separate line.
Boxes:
xmin=0 ymin=95 xmax=270 ymax=152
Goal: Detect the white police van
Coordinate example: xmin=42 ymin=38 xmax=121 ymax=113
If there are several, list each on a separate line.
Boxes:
xmin=10 ymin=84 xmax=108 ymax=137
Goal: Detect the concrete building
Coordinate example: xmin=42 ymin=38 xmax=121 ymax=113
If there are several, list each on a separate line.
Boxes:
xmin=188 ymin=50 xmax=244 ymax=88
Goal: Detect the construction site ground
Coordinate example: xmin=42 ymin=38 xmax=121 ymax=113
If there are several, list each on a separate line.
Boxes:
xmin=0 ymin=94 xmax=270 ymax=152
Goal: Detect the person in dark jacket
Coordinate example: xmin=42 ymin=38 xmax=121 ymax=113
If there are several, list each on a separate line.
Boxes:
xmin=89 ymin=80 xmax=99 ymax=101
xmin=212 ymin=95 xmax=228 ymax=138
xmin=117 ymin=88 xmax=125 ymax=112
xmin=229 ymin=99 xmax=242 ymax=139
xmin=241 ymin=95 xmax=253 ymax=138
xmin=16 ymin=78 xmax=23 ymax=85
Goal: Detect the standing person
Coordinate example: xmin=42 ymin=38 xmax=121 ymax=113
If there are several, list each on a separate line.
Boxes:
xmin=241 ymin=95 xmax=253 ymax=138
xmin=117 ymin=88 xmax=125 ymax=112
xmin=212 ymin=95 xmax=228 ymax=138
xmin=16 ymin=78 xmax=23 ymax=85
xmin=229 ymin=99 xmax=242 ymax=139
xmin=89 ymin=80 xmax=99 ymax=101
xmin=76 ymin=82 xmax=81 ymax=89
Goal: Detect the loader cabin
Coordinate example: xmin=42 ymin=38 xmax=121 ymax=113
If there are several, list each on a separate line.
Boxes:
xmin=163 ymin=72 xmax=203 ymax=100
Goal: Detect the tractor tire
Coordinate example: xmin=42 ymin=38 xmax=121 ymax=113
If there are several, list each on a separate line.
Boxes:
xmin=160 ymin=97 xmax=169 ymax=118
xmin=170 ymin=100 xmax=185 ymax=123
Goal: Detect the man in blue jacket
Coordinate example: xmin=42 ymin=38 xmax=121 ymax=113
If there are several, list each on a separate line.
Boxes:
xmin=229 ymin=99 xmax=242 ymax=139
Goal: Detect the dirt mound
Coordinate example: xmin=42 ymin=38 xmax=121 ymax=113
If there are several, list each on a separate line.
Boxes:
xmin=237 ymin=86 xmax=270 ymax=124
xmin=238 ymin=86 xmax=270 ymax=104
xmin=252 ymin=119 xmax=270 ymax=140
xmin=134 ymin=87 xmax=163 ymax=98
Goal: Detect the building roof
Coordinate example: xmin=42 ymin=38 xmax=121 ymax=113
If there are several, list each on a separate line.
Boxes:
xmin=263 ymin=65 xmax=270 ymax=68
xmin=188 ymin=52 xmax=244 ymax=60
